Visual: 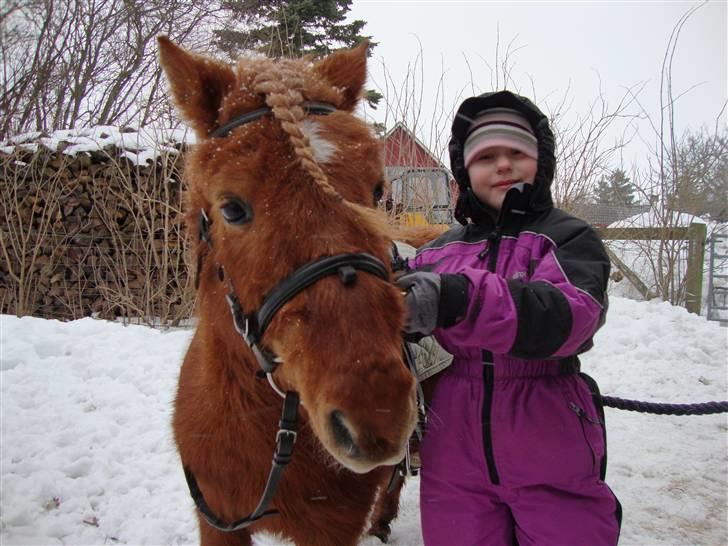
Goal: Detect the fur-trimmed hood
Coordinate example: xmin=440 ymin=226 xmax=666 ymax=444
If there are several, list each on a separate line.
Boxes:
xmin=449 ymin=91 xmax=555 ymax=226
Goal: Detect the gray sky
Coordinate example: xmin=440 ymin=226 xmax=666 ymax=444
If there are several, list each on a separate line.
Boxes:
xmin=349 ymin=0 xmax=727 ymax=168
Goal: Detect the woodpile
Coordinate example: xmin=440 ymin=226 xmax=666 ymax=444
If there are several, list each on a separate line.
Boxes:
xmin=0 ymin=142 xmax=195 ymax=325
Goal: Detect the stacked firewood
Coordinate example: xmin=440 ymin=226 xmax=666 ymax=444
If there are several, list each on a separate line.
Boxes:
xmin=0 ymin=142 xmax=195 ymax=325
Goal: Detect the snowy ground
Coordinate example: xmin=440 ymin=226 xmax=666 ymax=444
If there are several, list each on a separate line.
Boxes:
xmin=1 ymin=297 xmax=726 ymax=546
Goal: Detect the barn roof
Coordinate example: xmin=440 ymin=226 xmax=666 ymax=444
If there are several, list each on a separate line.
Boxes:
xmin=383 ymin=122 xmax=450 ymax=172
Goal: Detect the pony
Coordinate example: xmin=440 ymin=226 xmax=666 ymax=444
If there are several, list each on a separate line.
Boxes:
xmin=158 ymin=37 xmax=420 ymax=546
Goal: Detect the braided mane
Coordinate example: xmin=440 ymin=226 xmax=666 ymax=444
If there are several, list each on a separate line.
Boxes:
xmin=251 ymin=57 xmax=345 ymax=203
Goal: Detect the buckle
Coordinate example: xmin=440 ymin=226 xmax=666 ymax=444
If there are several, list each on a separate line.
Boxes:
xmin=198 ymin=209 xmax=211 ymax=245
xmin=225 ymin=293 xmax=252 ymax=339
xmin=276 ymin=429 xmax=297 ymax=443
xmin=274 ymin=429 xmax=297 ymax=464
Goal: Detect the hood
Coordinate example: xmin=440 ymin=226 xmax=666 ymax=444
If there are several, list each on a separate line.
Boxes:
xmin=449 ymin=90 xmax=555 ymax=226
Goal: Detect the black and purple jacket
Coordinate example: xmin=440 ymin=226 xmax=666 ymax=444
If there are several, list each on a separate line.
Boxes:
xmin=410 ymin=90 xmax=610 ymax=366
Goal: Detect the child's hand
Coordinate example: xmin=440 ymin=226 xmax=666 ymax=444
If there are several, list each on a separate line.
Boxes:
xmin=396 ymin=271 xmax=442 ymax=336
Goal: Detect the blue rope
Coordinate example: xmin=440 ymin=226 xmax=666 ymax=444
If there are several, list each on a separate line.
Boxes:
xmin=602 ymin=396 xmax=728 ymax=416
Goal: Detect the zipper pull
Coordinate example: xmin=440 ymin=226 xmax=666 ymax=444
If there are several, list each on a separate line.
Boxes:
xmin=478 ymin=242 xmax=488 ymax=260
xmin=569 ymin=402 xmax=602 ymax=425
xmin=478 ymin=229 xmax=500 ymax=260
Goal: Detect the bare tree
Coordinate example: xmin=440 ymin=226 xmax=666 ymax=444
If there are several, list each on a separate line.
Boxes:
xmin=0 ymin=0 xmax=224 ymax=139
xmin=365 ymin=39 xmax=465 ymax=226
xmin=673 ymin=129 xmax=728 ymax=221
xmin=622 ymin=1 xmax=726 ymax=306
xmin=546 ymin=82 xmax=643 ymax=211
xmin=367 ymin=37 xmax=642 ymax=225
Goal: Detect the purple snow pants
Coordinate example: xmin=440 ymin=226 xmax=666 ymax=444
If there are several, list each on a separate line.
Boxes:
xmin=419 ymin=358 xmax=621 ymax=546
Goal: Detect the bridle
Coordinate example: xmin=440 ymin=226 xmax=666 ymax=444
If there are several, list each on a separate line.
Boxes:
xmin=184 ymin=101 xmax=424 ymax=532
xmin=210 ymin=101 xmax=336 ymax=138
xmin=199 ymin=205 xmax=392 ymax=394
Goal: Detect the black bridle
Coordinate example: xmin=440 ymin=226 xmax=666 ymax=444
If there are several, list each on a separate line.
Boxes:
xmin=209 ymin=101 xmax=337 ymax=139
xmin=184 ymin=102 xmax=422 ymax=532
xmin=224 ymin=250 xmax=390 ymax=377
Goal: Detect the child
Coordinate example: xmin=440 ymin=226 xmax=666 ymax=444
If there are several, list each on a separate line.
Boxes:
xmin=397 ymin=91 xmax=621 ymax=545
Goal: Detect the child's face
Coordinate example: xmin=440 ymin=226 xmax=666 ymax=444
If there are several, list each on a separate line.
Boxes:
xmin=467 ymin=146 xmax=538 ymax=211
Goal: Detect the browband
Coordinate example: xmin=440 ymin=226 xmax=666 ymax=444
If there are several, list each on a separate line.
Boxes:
xmin=210 ymin=101 xmax=337 ymax=138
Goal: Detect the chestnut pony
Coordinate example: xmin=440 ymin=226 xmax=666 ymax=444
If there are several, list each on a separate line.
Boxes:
xmin=158 ymin=38 xmax=418 ymax=546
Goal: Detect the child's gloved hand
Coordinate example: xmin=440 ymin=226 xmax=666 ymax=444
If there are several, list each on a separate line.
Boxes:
xmin=396 ymin=271 xmax=471 ymax=337
xmin=396 ymin=271 xmax=442 ymax=336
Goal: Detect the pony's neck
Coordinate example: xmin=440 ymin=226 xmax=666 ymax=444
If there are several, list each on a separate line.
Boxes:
xmin=196 ymin=300 xmax=265 ymax=396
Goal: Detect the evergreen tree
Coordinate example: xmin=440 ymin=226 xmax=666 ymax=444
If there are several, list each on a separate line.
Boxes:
xmin=215 ymin=1 xmax=382 ymax=107
xmin=594 ymin=169 xmax=636 ymax=206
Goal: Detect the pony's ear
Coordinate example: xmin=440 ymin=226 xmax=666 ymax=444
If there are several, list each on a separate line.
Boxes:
xmin=158 ymin=36 xmax=236 ymax=137
xmin=315 ymin=41 xmax=369 ymax=112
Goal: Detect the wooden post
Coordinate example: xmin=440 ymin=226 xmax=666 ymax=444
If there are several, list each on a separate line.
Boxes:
xmin=598 ymin=224 xmax=706 ymax=315
xmin=603 ymin=246 xmax=654 ymax=301
xmin=684 ymin=222 xmax=707 ymax=315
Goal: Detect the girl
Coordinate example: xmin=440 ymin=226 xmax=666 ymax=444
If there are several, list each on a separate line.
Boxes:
xmin=397 ymin=91 xmax=621 ymax=545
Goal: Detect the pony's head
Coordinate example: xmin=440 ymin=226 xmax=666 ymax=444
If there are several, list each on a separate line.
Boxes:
xmin=159 ymin=38 xmax=417 ymax=473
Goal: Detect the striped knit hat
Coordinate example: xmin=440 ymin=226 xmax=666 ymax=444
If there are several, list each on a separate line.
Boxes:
xmin=463 ymin=108 xmax=538 ymax=168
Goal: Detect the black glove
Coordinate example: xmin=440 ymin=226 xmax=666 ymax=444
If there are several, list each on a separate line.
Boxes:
xmin=396 ymin=271 xmax=470 ymax=337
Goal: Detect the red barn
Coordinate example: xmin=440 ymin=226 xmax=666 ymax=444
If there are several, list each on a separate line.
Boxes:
xmin=383 ymin=122 xmax=456 ymax=226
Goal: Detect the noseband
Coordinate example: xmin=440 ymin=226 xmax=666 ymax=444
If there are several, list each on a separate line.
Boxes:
xmin=186 ymin=101 xmax=420 ymax=532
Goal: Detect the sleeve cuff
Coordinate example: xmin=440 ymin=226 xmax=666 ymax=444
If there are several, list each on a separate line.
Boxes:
xmin=438 ymin=273 xmax=470 ymax=328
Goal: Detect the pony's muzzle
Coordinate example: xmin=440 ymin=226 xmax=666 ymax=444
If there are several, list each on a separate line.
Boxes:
xmin=330 ymin=410 xmax=361 ymax=458
xmin=327 ymin=406 xmax=413 ymax=472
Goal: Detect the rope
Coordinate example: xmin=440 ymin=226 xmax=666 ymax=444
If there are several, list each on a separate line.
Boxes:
xmin=602 ymin=396 xmax=728 ymax=415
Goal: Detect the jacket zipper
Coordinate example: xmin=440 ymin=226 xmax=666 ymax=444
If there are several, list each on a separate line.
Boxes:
xmin=569 ymin=402 xmax=601 ymax=473
xmin=480 ymin=221 xmax=503 ymax=484
xmin=487 ymin=226 xmax=502 ymax=271
xmin=481 ymin=353 xmax=499 ymax=484
xmin=478 ymin=190 xmax=528 ymax=486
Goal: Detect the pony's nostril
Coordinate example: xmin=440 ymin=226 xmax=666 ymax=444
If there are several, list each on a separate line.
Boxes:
xmin=329 ymin=410 xmax=359 ymax=457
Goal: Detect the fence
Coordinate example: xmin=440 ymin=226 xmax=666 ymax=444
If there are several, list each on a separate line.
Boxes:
xmin=598 ymin=223 xmax=707 ymax=314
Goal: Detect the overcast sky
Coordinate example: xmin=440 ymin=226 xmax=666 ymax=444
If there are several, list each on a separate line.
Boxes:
xmin=349 ymin=0 xmax=727 ymax=168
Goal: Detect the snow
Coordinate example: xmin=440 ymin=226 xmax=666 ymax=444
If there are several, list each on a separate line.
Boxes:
xmin=1 ymin=297 xmax=726 ymax=545
xmin=609 ymin=210 xmax=708 ymax=229
xmin=0 ymin=126 xmax=195 ymax=166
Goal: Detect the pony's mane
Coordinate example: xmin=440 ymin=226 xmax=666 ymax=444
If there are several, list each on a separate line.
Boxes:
xmin=247 ymin=56 xmax=344 ymax=203
xmin=240 ymin=55 xmax=392 ymax=246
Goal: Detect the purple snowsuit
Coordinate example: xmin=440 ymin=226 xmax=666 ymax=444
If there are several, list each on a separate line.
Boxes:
xmin=409 ymin=91 xmax=622 ymax=545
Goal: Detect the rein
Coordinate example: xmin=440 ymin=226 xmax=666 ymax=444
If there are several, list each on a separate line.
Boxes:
xmin=184 ymin=391 xmax=299 ymax=532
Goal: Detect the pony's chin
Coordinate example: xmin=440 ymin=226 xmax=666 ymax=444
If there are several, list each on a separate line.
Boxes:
xmin=331 ymin=447 xmax=407 ymax=474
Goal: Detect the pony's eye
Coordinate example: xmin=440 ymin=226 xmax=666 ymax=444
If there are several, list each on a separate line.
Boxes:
xmin=220 ymin=199 xmax=253 ymax=225
xmin=373 ymin=183 xmax=384 ymax=206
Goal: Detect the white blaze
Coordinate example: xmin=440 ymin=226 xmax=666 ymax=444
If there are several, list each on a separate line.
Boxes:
xmin=301 ymin=120 xmax=337 ymax=164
